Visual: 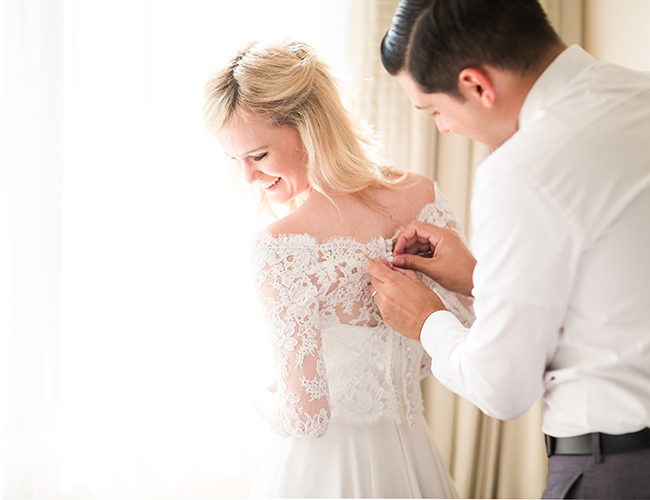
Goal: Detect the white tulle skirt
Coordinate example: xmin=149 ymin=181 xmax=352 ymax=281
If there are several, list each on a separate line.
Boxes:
xmin=249 ymin=413 xmax=458 ymax=498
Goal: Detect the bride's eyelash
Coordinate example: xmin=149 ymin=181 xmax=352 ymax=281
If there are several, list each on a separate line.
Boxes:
xmin=253 ymin=153 xmax=268 ymax=161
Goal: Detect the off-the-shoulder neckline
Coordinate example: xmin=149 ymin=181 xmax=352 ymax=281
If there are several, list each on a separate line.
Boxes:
xmin=253 ymin=201 xmax=439 ymax=247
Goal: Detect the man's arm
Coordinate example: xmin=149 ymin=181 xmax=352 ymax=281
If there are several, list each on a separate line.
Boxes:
xmin=369 ymin=172 xmax=575 ymax=421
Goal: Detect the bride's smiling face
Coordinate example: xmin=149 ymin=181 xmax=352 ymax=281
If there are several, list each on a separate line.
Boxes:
xmin=216 ymin=117 xmax=311 ymax=206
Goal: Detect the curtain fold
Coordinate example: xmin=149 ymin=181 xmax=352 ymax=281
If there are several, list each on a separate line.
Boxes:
xmin=346 ymin=0 xmax=436 ymax=178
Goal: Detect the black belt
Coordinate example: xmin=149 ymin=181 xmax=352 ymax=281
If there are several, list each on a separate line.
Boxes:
xmin=545 ymin=428 xmax=650 ymax=457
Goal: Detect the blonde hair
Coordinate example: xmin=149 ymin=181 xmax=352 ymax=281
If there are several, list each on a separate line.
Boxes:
xmin=202 ymin=39 xmax=407 ymax=211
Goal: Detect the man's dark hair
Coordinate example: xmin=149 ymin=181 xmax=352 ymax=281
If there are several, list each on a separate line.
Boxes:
xmin=381 ymin=0 xmax=562 ymax=98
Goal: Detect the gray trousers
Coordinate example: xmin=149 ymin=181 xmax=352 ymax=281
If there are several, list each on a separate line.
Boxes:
xmin=542 ymin=446 xmax=650 ymax=499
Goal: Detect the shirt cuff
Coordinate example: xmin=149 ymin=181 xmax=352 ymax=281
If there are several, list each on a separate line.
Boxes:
xmin=420 ymin=310 xmax=464 ymax=356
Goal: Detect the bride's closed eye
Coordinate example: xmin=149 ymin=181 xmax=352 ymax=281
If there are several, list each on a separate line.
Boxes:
xmin=253 ymin=153 xmax=268 ymax=161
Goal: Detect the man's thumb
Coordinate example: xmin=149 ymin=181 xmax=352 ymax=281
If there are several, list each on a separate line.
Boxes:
xmin=393 ymin=253 xmax=431 ymax=274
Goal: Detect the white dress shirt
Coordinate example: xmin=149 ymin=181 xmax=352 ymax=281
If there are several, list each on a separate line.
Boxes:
xmin=421 ymin=45 xmax=650 ymax=437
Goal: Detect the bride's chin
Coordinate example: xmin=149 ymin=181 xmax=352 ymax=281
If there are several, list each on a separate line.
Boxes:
xmin=265 ymin=194 xmax=293 ymax=208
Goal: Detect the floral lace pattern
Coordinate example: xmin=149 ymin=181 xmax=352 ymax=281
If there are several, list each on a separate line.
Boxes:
xmin=251 ymin=185 xmax=475 ymax=438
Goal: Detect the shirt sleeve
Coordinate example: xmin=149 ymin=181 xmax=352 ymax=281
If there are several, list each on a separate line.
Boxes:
xmin=251 ymin=234 xmax=330 ymax=438
xmin=417 ymin=184 xmax=476 ymax=328
xmin=421 ymin=171 xmax=577 ymax=421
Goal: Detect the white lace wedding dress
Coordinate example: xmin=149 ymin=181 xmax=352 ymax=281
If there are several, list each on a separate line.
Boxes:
xmin=249 ymin=185 xmax=474 ymax=498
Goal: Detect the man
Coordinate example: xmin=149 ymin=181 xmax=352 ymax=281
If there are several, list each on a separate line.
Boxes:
xmin=366 ymin=0 xmax=650 ymax=497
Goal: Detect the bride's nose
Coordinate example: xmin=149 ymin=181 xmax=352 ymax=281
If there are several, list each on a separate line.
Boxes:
xmin=240 ymin=161 xmax=261 ymax=184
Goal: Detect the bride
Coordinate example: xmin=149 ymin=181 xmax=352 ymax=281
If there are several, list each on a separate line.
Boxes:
xmin=203 ymin=39 xmax=474 ymax=498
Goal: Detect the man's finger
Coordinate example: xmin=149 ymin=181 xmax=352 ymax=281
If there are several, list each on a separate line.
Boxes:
xmin=394 ymin=220 xmax=444 ymax=255
xmin=393 ymin=253 xmax=432 ymax=274
xmin=398 ymin=267 xmax=422 ymax=282
xmin=378 ymin=258 xmax=393 ymax=268
xmin=366 ymin=258 xmax=397 ymax=281
xmin=390 ymin=265 xmax=410 ymax=277
xmin=393 ymin=225 xmax=423 ymax=256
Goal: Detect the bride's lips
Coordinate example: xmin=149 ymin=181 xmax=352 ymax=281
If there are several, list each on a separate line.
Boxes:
xmin=261 ymin=177 xmax=281 ymax=190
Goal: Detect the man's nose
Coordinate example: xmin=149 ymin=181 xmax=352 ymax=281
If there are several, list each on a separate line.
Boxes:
xmin=434 ymin=117 xmax=449 ymax=133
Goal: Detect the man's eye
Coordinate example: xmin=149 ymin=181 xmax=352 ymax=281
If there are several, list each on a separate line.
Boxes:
xmin=253 ymin=153 xmax=267 ymax=161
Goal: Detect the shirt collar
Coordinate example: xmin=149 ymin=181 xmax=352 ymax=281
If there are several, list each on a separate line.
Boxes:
xmin=518 ymin=45 xmax=599 ymax=129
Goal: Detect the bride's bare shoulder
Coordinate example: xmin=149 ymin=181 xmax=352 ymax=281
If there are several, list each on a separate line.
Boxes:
xmin=263 ymin=213 xmax=307 ymax=240
xmin=402 ymin=171 xmax=436 ymax=203
xmin=376 ymin=171 xmax=436 ymax=212
xmin=262 ymin=192 xmax=336 ymax=239
xmin=261 ymin=173 xmax=438 ymax=240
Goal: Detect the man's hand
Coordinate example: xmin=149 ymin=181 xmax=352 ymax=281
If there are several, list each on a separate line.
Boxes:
xmin=366 ymin=258 xmax=446 ymax=342
xmin=393 ymin=220 xmax=476 ymax=297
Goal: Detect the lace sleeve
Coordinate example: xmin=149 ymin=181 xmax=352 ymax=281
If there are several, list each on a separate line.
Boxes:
xmin=417 ymin=184 xmax=476 ymax=328
xmin=250 ymin=233 xmax=330 ymax=439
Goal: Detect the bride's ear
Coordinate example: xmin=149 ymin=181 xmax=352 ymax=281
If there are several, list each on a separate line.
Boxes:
xmin=458 ymin=68 xmax=496 ymax=108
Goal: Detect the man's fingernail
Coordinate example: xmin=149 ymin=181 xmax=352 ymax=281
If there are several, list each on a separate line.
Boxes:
xmin=394 ymin=257 xmax=405 ymax=267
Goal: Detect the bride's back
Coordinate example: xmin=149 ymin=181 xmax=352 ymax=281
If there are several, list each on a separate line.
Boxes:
xmin=250 ymin=174 xmax=473 ymax=432
xmin=259 ymin=172 xmax=442 ymax=332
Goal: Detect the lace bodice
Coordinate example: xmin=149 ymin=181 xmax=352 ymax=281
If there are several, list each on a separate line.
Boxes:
xmin=251 ymin=186 xmax=475 ymax=439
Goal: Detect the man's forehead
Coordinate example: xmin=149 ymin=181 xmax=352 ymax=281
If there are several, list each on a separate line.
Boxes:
xmin=396 ymin=71 xmax=431 ymax=107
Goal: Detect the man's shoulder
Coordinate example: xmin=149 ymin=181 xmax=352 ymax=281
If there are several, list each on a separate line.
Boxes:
xmin=478 ymin=67 xmax=650 ymax=236
xmin=497 ymin=61 xmax=650 ymax=178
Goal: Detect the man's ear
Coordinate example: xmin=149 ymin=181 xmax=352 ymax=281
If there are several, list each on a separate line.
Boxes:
xmin=458 ymin=67 xmax=495 ymax=108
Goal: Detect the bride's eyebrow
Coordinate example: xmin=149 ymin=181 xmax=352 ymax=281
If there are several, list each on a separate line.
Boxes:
xmin=241 ymin=145 xmax=269 ymax=156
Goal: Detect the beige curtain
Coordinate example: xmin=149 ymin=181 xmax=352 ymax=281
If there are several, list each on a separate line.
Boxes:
xmin=347 ymin=1 xmax=583 ymax=498
xmin=346 ymin=0 xmax=437 ymax=180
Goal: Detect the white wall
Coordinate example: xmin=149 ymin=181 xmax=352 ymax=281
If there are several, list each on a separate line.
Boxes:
xmin=584 ymin=0 xmax=650 ymax=71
